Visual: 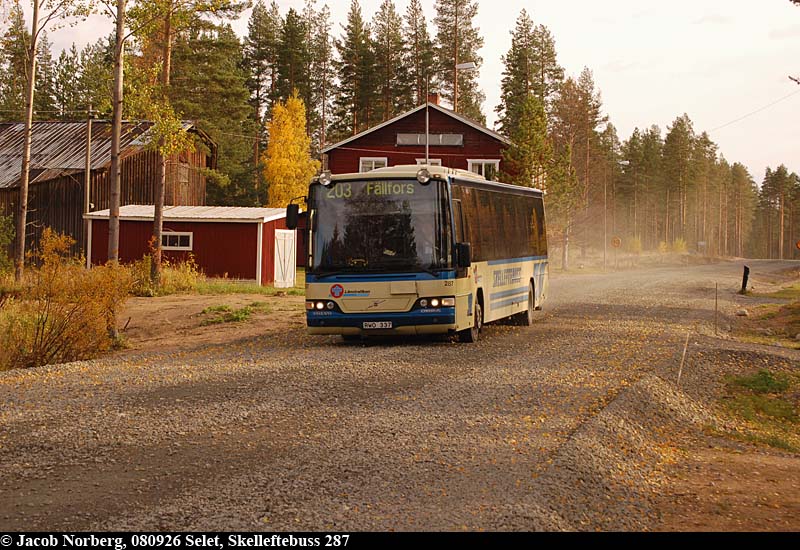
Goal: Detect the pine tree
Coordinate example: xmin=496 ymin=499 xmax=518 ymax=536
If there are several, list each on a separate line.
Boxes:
xmin=53 ymin=45 xmax=81 ymax=118
xmin=0 ymin=3 xmax=30 ymax=121
xmin=77 ymin=37 xmax=114 ymax=115
xmin=403 ymin=0 xmax=435 ymax=106
xmin=264 ymin=90 xmax=320 ymax=207
xmin=547 ymin=143 xmax=581 ymax=270
xmin=662 ymin=114 xmax=695 ymax=241
xmin=310 ymin=3 xmax=335 ymax=149
xmin=501 ymin=93 xmax=550 ymax=189
xmin=729 ymin=162 xmax=757 ymax=258
xmin=243 ymin=0 xmax=283 ymax=121
xmin=332 ymin=0 xmax=375 ymax=138
xmin=276 ymin=8 xmax=310 ymax=104
xmin=170 ymin=24 xmax=260 ymax=206
xmin=372 ymin=0 xmax=410 ymax=120
xmin=33 ymin=33 xmax=56 ymax=117
xmin=496 ymin=10 xmax=563 ymax=137
xmin=433 ymin=0 xmax=485 ymax=122
xmin=530 ymin=23 xmax=563 ymax=107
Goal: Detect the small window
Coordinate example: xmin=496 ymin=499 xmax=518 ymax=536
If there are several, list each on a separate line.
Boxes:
xmin=416 ymin=158 xmax=442 ymax=166
xmin=397 ymin=133 xmax=464 ymax=146
xmin=467 ymin=159 xmax=500 ymax=181
xmin=359 ymin=157 xmax=388 ymax=173
xmin=162 ymin=232 xmax=193 ymax=251
xmin=178 ymin=163 xmax=190 ymax=185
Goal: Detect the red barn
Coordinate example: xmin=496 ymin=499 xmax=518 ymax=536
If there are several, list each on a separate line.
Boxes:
xmin=85 ymin=205 xmax=297 ymax=287
xmin=322 ymin=99 xmax=510 ymax=178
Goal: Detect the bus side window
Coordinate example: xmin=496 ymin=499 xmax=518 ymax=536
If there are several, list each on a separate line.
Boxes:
xmin=453 ymin=199 xmax=465 ymax=243
xmin=530 ymin=204 xmax=539 ymax=256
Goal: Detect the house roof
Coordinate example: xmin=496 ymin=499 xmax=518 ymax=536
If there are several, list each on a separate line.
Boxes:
xmin=84 ymin=204 xmax=288 ymax=224
xmin=321 ymin=102 xmax=511 ymax=154
xmin=0 ymin=120 xmax=207 ymax=189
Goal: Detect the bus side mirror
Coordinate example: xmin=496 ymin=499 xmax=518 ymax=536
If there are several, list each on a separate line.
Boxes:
xmin=456 ymin=242 xmax=471 ymax=268
xmin=286 ymin=204 xmax=299 ymax=230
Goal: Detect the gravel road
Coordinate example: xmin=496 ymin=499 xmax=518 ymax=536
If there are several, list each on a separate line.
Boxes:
xmin=1 ymin=260 xmax=797 ymax=531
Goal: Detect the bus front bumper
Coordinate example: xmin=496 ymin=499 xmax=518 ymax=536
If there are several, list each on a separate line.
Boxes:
xmin=307 ymin=309 xmax=457 ymax=336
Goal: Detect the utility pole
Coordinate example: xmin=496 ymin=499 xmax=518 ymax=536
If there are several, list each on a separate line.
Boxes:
xmin=603 ymin=163 xmax=607 ymax=271
xmin=83 ymin=105 xmax=93 ymax=257
xmin=423 ymin=63 xmax=476 ymax=166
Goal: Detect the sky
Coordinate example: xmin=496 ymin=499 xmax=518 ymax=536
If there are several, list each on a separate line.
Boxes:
xmin=16 ymin=0 xmax=800 ymax=182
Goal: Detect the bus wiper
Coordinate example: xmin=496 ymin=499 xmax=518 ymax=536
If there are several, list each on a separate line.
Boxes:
xmin=312 ymin=271 xmax=345 ymax=280
xmin=384 ymin=261 xmax=446 ymax=278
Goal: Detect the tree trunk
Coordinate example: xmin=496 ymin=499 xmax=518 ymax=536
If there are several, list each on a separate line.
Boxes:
xmin=151 ymin=7 xmax=173 ymax=286
xmin=14 ymin=0 xmax=40 ymax=282
xmin=108 ymin=0 xmax=126 ymax=263
xmin=779 ymin=193 xmax=785 ymax=260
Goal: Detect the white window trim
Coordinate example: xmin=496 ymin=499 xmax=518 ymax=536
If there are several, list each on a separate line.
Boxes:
xmin=359 ymin=157 xmax=388 ymax=173
xmin=415 ymin=158 xmax=442 ymax=166
xmin=162 ymin=231 xmax=193 ymax=251
xmin=467 ymin=159 xmax=501 ymax=176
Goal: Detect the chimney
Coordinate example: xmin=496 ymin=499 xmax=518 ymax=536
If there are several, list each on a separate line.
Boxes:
xmin=427 ymin=92 xmax=440 ymax=106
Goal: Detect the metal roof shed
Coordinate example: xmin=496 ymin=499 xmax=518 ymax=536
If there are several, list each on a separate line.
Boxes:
xmin=85 ymin=205 xmax=297 ymax=287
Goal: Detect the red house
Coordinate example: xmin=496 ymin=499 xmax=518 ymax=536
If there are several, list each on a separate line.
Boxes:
xmin=85 ymin=205 xmax=297 ymax=287
xmin=322 ymin=99 xmax=510 ymax=178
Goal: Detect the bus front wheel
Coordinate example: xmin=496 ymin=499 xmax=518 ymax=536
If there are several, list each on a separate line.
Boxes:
xmin=459 ymin=300 xmax=482 ymax=343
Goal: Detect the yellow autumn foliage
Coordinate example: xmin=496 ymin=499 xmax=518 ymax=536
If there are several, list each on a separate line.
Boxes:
xmin=0 ymin=230 xmax=131 ymax=370
xmin=264 ymin=90 xmax=320 ymax=208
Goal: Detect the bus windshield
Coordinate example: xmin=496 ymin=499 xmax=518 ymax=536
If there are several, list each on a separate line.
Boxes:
xmin=310 ymin=179 xmax=452 ymax=274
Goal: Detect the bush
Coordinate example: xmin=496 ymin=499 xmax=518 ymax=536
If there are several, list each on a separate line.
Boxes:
xmin=129 ymin=255 xmax=201 ymax=297
xmin=0 ymin=214 xmax=13 ymax=275
xmin=0 ymin=230 xmax=131 ymax=370
xmin=671 ymin=238 xmax=688 ymax=254
xmin=625 ymin=236 xmax=643 ymax=255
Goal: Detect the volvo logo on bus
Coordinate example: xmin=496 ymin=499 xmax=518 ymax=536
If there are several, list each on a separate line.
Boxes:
xmin=330 ymin=284 xmax=345 ymax=298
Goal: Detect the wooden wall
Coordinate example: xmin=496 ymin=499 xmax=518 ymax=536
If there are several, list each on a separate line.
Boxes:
xmin=90 ymin=219 xmax=259 ymax=281
xmin=0 ymin=147 xmax=207 ymax=257
xmin=326 ymin=108 xmax=507 ymax=175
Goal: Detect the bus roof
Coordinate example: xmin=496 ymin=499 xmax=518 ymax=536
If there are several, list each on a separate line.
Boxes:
xmin=323 ymin=165 xmax=544 ymax=196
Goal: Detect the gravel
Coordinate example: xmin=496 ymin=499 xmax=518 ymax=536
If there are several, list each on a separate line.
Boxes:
xmin=0 ymin=259 xmax=797 ymax=531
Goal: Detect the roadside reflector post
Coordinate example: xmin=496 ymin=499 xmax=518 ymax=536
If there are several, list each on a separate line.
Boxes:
xmin=677 ymin=331 xmax=690 ymax=388
xmin=739 ymin=265 xmax=750 ymax=295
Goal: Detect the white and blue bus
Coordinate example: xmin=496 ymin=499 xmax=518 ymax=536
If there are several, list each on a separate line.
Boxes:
xmin=287 ymin=165 xmax=548 ymax=343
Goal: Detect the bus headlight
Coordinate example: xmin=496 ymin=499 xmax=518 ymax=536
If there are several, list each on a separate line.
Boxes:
xmin=326 ymin=301 xmax=335 ymax=310
xmin=441 ymin=297 xmax=456 ymax=307
xmin=430 ymin=298 xmax=440 ymax=307
xmin=315 ymin=301 xmax=325 ymax=310
xmin=306 ymin=301 xmax=315 ymax=310
xmin=419 ymin=299 xmax=428 ymax=307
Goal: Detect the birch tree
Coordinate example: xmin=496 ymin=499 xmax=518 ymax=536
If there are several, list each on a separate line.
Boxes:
xmin=1 ymin=0 xmax=92 ymax=280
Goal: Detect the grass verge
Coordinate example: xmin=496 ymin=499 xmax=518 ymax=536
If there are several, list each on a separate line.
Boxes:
xmin=714 ymin=369 xmax=800 ymax=453
xmin=199 ymin=301 xmax=272 ymax=326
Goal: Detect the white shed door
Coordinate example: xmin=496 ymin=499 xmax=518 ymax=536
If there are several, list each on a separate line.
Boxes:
xmin=274 ymin=229 xmax=297 ymax=288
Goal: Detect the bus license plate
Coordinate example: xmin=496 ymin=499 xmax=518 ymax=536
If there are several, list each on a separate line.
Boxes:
xmin=363 ymin=321 xmax=392 ymax=330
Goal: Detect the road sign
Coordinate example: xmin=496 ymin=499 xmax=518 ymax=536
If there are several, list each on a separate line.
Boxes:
xmin=611 ymin=237 xmax=622 ymax=249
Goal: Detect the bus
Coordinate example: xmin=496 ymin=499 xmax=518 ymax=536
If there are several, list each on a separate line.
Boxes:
xmin=286 ymin=165 xmax=548 ymax=343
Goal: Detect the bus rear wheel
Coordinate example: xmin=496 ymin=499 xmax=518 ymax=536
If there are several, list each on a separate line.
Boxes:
xmin=513 ymin=283 xmax=535 ymax=326
xmin=519 ymin=283 xmax=536 ymax=327
xmin=459 ymin=300 xmax=482 ymax=343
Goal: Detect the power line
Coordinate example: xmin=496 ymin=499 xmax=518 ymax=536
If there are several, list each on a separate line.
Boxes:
xmin=710 ymin=88 xmax=800 ymax=132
